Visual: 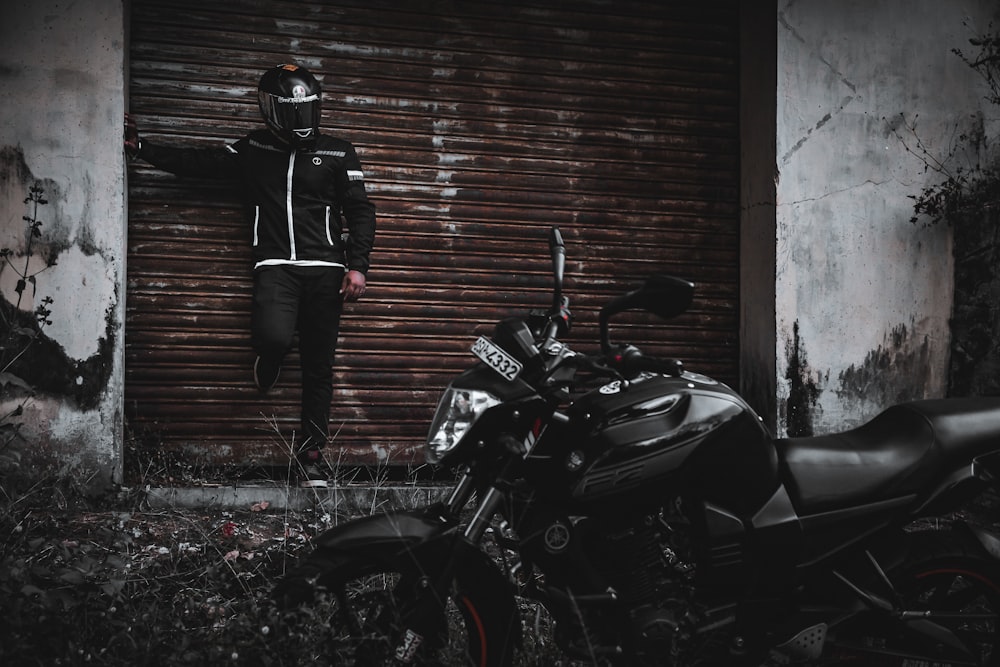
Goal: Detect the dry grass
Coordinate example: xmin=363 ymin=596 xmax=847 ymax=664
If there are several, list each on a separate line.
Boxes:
xmin=0 ymin=443 xmax=576 ymax=665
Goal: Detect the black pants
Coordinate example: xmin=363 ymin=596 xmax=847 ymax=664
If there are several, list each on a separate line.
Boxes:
xmin=251 ymin=265 xmax=345 ymax=450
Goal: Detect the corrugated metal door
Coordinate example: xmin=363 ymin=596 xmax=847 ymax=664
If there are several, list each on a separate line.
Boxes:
xmin=126 ymin=0 xmax=740 ymax=468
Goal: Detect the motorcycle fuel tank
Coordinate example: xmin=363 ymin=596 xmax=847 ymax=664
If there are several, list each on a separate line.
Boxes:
xmin=564 ymin=371 xmax=777 ymax=510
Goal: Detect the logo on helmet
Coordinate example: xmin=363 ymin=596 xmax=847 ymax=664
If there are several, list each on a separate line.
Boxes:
xmin=292 ymin=84 xmax=308 ymax=100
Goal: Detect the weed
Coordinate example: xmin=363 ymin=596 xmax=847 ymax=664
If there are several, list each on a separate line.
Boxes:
xmin=0 ymin=414 xmax=574 ymax=666
xmin=1 ymin=184 xmax=56 ymax=475
xmin=897 ymin=21 xmax=1000 ymax=227
xmin=0 ymin=472 xmax=306 ymax=665
xmin=0 ymin=471 xmax=578 ymax=664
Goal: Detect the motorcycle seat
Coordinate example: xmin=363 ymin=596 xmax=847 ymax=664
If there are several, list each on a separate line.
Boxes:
xmin=775 ymin=398 xmax=1000 ymax=515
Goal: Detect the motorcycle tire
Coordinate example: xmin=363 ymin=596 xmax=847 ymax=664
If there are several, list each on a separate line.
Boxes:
xmin=274 ymin=551 xmax=519 ymax=667
xmin=826 ymin=527 xmax=1000 ymax=666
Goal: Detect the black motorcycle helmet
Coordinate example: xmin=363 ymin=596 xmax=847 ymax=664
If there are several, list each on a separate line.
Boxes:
xmin=257 ymin=64 xmax=321 ymax=148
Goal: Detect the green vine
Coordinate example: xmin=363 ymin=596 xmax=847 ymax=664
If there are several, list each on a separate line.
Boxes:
xmin=903 ymin=22 xmax=1000 ymax=226
xmin=0 ymin=184 xmax=55 ymax=460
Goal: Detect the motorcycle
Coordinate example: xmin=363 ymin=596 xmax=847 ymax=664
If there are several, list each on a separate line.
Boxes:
xmin=275 ymin=227 xmax=1000 ymax=665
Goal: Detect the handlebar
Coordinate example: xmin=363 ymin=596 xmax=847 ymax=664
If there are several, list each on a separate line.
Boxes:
xmin=607 ymin=343 xmax=684 ymax=378
xmin=552 ymin=344 xmax=683 ymax=386
xmin=622 ymin=355 xmax=684 ymax=377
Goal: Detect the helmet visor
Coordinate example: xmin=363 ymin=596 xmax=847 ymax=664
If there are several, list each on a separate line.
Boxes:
xmin=258 ymin=90 xmax=321 ymax=142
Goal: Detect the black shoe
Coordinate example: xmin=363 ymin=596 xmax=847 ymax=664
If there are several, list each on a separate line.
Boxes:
xmin=253 ymin=355 xmax=281 ymax=394
xmin=295 ymin=449 xmax=328 ymax=489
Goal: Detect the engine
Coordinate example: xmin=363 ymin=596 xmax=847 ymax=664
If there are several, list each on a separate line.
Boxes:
xmin=518 ymin=506 xmax=697 ymax=663
xmin=594 ymin=513 xmax=696 ymax=663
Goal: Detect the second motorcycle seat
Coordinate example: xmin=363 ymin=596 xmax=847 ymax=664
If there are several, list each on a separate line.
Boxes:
xmin=774 ymin=397 xmax=1000 ymax=514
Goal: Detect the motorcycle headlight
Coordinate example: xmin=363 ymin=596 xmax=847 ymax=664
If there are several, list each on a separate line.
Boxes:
xmin=425 ymin=387 xmax=501 ymax=464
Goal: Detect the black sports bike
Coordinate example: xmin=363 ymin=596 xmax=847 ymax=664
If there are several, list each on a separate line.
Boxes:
xmin=276 ymin=227 xmax=1000 ymax=666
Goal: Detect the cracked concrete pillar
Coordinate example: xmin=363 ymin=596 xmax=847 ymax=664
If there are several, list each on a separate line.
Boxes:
xmin=0 ymin=0 xmax=127 ymax=489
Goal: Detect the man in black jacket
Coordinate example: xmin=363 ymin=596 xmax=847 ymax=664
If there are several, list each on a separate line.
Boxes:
xmin=125 ymin=64 xmax=376 ymax=488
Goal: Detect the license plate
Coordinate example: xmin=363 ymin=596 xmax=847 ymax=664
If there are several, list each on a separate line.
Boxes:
xmin=471 ymin=336 xmax=523 ymax=381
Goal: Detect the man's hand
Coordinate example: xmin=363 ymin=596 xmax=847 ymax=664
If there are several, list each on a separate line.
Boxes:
xmin=124 ymin=113 xmax=141 ymax=158
xmin=341 ymin=270 xmax=367 ymax=301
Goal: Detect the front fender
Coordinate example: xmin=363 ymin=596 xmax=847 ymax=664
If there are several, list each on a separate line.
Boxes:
xmin=311 ymin=506 xmax=458 ymax=562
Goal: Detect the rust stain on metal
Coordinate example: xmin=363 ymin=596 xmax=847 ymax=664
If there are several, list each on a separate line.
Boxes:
xmin=126 ymin=0 xmax=741 ymax=467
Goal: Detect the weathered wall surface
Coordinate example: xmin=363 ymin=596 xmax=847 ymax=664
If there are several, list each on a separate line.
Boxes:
xmin=0 ymin=1 xmax=126 ymax=486
xmin=775 ymin=0 xmax=999 ymax=436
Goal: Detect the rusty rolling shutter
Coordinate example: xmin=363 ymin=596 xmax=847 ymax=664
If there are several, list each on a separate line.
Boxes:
xmin=126 ymin=0 xmax=740 ymax=468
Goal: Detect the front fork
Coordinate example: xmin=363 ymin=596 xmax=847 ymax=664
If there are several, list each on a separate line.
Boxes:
xmin=393 ymin=418 xmax=552 ymax=662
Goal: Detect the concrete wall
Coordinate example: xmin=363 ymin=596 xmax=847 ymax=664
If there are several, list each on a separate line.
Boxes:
xmin=0 ymin=1 xmax=127 ymax=487
xmin=773 ymin=0 xmax=999 ymax=436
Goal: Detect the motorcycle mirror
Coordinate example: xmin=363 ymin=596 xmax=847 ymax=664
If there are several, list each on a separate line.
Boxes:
xmin=599 ymin=275 xmax=694 ymax=354
xmin=549 ymin=227 xmax=565 ymax=308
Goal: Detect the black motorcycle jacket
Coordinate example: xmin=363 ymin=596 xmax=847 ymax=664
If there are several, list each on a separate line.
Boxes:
xmin=136 ymin=129 xmax=376 ymax=274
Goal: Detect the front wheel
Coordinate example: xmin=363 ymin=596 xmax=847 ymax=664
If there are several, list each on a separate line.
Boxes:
xmin=827 ymin=528 xmax=1000 ymax=665
xmin=275 ymin=551 xmax=520 ymax=666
